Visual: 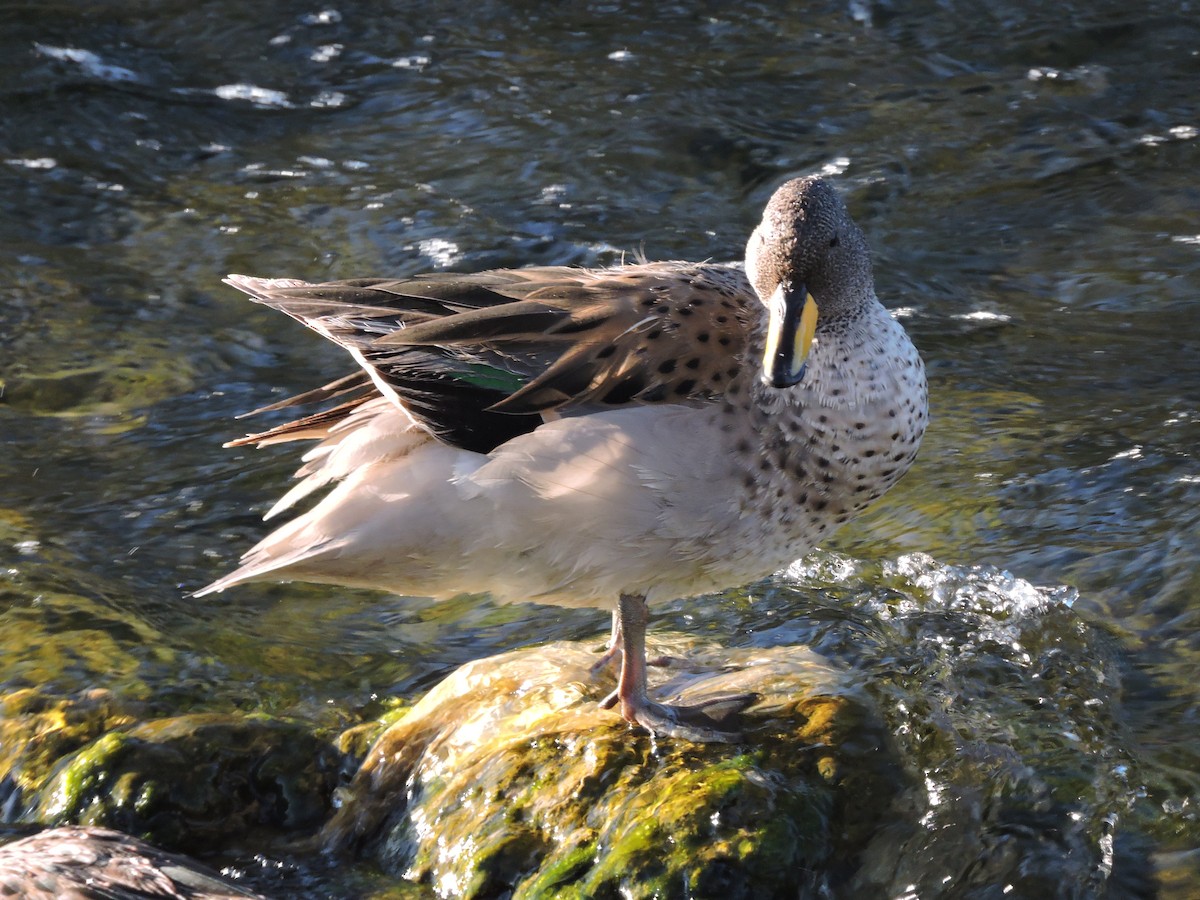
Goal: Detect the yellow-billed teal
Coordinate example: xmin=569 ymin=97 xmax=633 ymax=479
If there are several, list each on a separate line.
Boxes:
xmin=197 ymin=176 xmax=928 ymax=742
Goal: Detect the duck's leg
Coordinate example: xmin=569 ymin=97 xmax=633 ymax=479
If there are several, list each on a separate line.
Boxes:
xmin=605 ymin=592 xmax=758 ymax=743
xmin=592 ymin=609 xmax=674 ymax=678
xmin=590 ymin=611 xmax=624 ymax=676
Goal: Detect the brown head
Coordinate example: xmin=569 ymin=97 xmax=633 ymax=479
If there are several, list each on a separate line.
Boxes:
xmin=745 ymin=176 xmax=875 ymax=388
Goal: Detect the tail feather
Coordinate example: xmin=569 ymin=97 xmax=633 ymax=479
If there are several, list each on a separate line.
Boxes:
xmin=191 ymin=535 xmax=344 ymax=597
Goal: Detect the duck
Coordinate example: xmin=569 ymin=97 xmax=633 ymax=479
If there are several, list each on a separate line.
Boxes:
xmin=196 ymin=175 xmax=927 ymax=742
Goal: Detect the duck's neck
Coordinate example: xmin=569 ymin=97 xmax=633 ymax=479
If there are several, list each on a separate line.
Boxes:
xmin=747 ymin=294 xmax=892 ymax=414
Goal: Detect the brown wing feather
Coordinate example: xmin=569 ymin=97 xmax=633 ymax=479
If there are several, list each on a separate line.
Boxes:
xmin=223 ymin=263 xmax=755 ymax=453
xmin=373 ymin=266 xmax=756 ymax=412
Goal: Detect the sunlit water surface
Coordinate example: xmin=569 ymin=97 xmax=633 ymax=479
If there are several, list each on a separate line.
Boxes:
xmin=2 ymin=1 xmax=1198 ymax=896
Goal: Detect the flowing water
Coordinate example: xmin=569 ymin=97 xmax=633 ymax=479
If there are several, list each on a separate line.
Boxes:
xmin=1 ymin=0 xmax=1198 ymax=896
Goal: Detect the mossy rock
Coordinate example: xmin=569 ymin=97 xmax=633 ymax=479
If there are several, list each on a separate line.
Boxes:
xmin=322 ymin=640 xmax=901 ymax=898
xmin=29 ymin=713 xmax=340 ymax=851
xmin=0 ymin=687 xmax=140 ymax=804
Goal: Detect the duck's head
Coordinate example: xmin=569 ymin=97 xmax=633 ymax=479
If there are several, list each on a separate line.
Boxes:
xmin=745 ymin=176 xmax=874 ymax=389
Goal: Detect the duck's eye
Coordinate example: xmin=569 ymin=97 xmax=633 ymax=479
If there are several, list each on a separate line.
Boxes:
xmin=829 ymin=233 xmax=840 ymax=248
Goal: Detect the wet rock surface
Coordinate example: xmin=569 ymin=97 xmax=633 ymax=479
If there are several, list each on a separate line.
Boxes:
xmin=0 ymin=695 xmax=340 ymax=854
xmin=323 ymin=640 xmax=900 ymax=899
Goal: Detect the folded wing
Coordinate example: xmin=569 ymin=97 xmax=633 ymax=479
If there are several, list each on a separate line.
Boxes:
xmin=223 ymin=264 xmax=753 ymax=454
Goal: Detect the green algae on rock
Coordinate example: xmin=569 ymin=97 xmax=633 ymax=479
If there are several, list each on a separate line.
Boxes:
xmin=28 ymin=713 xmax=341 ymax=852
xmin=0 ymin=688 xmax=140 ymax=806
xmin=321 ymin=640 xmax=901 ymax=898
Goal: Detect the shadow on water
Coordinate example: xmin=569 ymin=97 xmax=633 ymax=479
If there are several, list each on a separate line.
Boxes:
xmin=1 ymin=0 xmax=1198 ymax=895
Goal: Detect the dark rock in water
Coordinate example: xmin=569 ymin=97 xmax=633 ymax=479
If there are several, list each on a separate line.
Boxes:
xmin=322 ymin=639 xmax=902 ymax=898
xmin=0 ymin=826 xmax=265 ymax=899
xmin=24 ymin=713 xmax=340 ymax=852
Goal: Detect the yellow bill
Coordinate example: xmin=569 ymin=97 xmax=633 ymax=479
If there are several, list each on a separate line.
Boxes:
xmin=762 ymin=284 xmax=818 ymax=388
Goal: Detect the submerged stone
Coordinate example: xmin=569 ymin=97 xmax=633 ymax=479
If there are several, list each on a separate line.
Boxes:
xmin=322 ymin=639 xmax=901 ymax=898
